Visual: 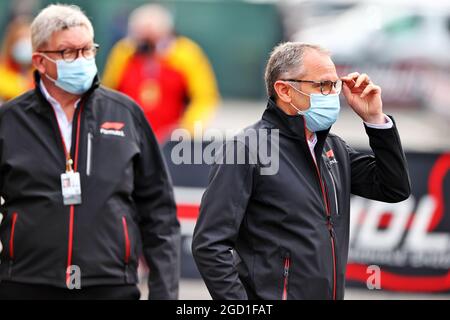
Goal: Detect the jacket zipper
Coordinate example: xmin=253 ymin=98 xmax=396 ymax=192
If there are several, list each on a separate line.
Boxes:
xmin=326 ymin=163 xmax=339 ymax=216
xmin=282 ymin=252 xmax=291 ymax=300
xmin=8 ymin=212 xmax=18 ymax=277
xmin=67 ymin=106 xmax=82 ymax=287
xmin=50 ymin=101 xmax=83 ymax=286
xmin=321 ymin=169 xmax=338 ymax=301
xmin=330 ymin=233 xmax=337 ymax=300
xmin=86 ymin=132 xmax=93 ymax=176
xmin=303 ymin=120 xmax=337 ymax=300
xmin=122 ymin=216 xmax=131 ymax=281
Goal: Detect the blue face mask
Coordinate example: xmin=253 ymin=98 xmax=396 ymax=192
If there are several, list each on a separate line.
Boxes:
xmin=289 ymin=84 xmax=340 ymax=132
xmin=42 ymin=55 xmax=97 ymax=95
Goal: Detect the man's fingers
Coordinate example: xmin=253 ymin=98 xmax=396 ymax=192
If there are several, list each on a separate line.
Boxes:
xmin=341 ymin=72 xmax=362 ymax=90
xmin=341 ymin=78 xmax=356 ymax=89
xmin=342 ymin=82 xmax=352 ymax=96
xmin=360 ymin=84 xmax=381 ymax=98
xmin=342 ymin=82 xmax=356 ymax=106
xmin=341 ymin=72 xmax=360 ymax=81
xmin=354 ymin=74 xmax=370 ymax=88
xmin=342 ymin=72 xmax=381 ymax=97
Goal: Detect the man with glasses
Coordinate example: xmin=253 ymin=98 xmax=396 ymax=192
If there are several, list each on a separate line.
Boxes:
xmin=0 ymin=4 xmax=180 ymax=300
xmin=192 ymin=42 xmax=411 ymax=300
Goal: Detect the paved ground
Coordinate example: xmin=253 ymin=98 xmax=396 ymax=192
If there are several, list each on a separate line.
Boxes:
xmin=138 ymin=279 xmax=450 ymax=300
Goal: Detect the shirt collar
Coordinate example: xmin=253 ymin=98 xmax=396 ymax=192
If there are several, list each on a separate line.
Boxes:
xmin=39 ymin=80 xmax=80 ymax=111
xmin=262 ymin=98 xmax=329 ymax=163
xmin=308 ymin=133 xmax=318 ymax=149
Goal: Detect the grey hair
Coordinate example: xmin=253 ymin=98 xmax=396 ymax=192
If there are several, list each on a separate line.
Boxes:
xmin=31 ymin=4 xmax=94 ymax=51
xmin=264 ymin=42 xmax=330 ymax=98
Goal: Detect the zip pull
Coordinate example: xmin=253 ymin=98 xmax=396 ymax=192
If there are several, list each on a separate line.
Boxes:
xmin=284 ymin=263 xmax=289 ymax=277
xmin=327 ymin=216 xmax=335 ymax=237
xmin=282 ymin=253 xmax=291 ymax=300
xmin=328 ymin=224 xmax=336 ymax=239
xmin=283 ymin=253 xmax=291 ymax=277
xmin=327 ymin=215 xmax=333 ymax=227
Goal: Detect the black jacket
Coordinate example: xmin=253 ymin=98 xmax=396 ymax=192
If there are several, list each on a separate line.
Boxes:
xmin=0 ymin=72 xmax=180 ymax=299
xmin=192 ymin=98 xmax=411 ymax=300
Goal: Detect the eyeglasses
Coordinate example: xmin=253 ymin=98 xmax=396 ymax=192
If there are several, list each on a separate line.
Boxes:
xmin=39 ymin=44 xmax=100 ymax=63
xmin=283 ymin=79 xmax=342 ymax=96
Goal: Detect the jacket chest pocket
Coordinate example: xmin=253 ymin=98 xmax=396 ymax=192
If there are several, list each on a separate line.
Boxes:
xmin=319 ymin=149 xmax=346 ymax=222
xmin=325 ymin=161 xmax=340 ymax=218
xmin=85 ymin=131 xmax=139 ymax=181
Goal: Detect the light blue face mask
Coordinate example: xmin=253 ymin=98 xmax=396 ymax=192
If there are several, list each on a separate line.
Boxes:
xmin=288 ymin=84 xmax=341 ymax=132
xmin=42 ymin=55 xmax=97 ymax=95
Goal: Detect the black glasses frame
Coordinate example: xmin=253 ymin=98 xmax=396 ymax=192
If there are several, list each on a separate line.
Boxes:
xmin=283 ymin=79 xmax=342 ymax=96
xmin=39 ymin=43 xmax=100 ymax=62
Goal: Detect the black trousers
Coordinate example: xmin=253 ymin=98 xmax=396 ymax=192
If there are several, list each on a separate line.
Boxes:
xmin=0 ymin=281 xmax=141 ymax=300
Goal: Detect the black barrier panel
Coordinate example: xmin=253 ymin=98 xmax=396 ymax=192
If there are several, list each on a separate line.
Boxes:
xmin=346 ymin=152 xmax=450 ymax=293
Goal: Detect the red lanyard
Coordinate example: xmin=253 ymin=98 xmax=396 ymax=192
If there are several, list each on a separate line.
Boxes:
xmin=50 ymin=102 xmax=84 ymax=172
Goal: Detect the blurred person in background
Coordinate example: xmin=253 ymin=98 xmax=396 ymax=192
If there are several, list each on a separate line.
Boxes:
xmin=0 ymin=4 xmax=180 ymax=300
xmin=0 ymin=16 xmax=34 ymax=104
xmin=103 ymin=4 xmax=220 ymax=142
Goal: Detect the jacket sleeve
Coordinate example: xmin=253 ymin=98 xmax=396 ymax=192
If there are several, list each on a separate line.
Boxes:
xmin=346 ymin=115 xmax=411 ymax=203
xmin=192 ymin=140 xmax=254 ymax=300
xmin=132 ymin=109 xmax=181 ymax=299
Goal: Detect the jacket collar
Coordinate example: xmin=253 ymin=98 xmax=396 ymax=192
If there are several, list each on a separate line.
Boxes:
xmin=262 ymin=97 xmax=331 ymax=160
xmin=31 ymin=70 xmax=100 ymax=114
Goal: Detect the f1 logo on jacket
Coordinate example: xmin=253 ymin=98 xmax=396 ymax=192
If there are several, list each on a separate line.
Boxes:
xmin=326 ymin=149 xmax=338 ymax=165
xmin=100 ymin=122 xmax=125 ymax=137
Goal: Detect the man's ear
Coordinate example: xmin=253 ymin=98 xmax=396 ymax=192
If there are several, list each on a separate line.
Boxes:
xmin=274 ymin=80 xmax=292 ymax=104
xmin=32 ymin=53 xmax=46 ymax=74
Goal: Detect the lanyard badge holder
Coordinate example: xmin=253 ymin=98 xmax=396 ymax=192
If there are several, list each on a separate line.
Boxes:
xmin=56 ymin=102 xmax=83 ymax=206
xmin=61 ymin=157 xmax=82 ymax=206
